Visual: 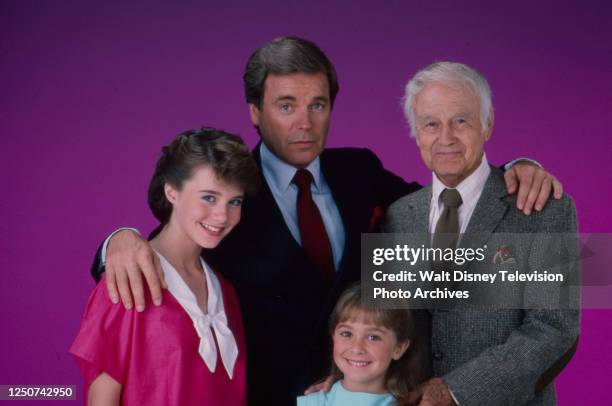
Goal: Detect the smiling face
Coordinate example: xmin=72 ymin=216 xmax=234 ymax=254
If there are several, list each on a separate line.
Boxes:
xmin=332 ymin=313 xmax=409 ymax=394
xmin=413 ymin=81 xmax=493 ymax=188
xmin=249 ymin=72 xmax=331 ymax=168
xmin=165 ymin=165 xmax=244 ymax=249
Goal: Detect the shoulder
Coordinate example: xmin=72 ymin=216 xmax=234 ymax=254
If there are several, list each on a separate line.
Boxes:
xmin=82 ymin=276 xmax=129 ymax=318
xmin=536 ymin=192 xmax=578 ymax=232
xmin=321 ymin=147 xmax=382 ymax=166
xmin=296 ymin=381 xmax=344 ymax=406
xmin=503 ymin=190 xmax=577 ymax=232
xmin=296 ymin=390 xmax=327 ymax=406
xmin=387 ymin=187 xmax=430 ymax=215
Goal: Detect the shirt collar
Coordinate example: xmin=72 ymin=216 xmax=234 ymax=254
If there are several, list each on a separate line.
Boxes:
xmin=260 ymin=142 xmax=323 ymax=193
xmin=432 ymin=153 xmax=490 ymax=206
xmin=155 ymin=251 xmax=239 ymax=379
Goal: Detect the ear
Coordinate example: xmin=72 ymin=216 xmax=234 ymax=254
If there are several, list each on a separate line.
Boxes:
xmin=483 ymin=108 xmax=494 ymax=141
xmin=164 ymin=183 xmax=179 ymax=204
xmin=392 ymin=339 xmax=410 ymax=360
xmin=248 ymin=103 xmax=261 ymax=126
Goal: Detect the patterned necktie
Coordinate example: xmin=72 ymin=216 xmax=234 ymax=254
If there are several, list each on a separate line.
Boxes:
xmin=293 ymin=169 xmax=334 ymax=284
xmin=433 ymin=188 xmax=463 ymax=250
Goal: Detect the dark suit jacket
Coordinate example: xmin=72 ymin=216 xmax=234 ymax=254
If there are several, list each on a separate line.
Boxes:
xmin=208 ymin=145 xmax=420 ymax=405
xmin=93 ymin=145 xmax=420 ymax=405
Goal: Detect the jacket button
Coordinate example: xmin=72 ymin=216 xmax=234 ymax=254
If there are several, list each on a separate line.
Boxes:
xmin=433 ymin=352 xmax=443 ymax=360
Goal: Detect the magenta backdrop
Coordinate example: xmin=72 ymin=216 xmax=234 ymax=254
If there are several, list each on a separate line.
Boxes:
xmin=2 ymin=1 xmax=611 ymax=404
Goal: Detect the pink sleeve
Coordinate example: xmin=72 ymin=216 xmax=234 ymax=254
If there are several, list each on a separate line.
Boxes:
xmin=70 ymin=277 xmax=135 ymax=389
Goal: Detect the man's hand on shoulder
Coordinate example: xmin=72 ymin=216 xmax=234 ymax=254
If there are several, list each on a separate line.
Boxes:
xmin=504 ymin=161 xmax=563 ymax=215
xmin=105 ymin=230 xmax=166 ymax=311
xmin=418 ymin=378 xmax=456 ymax=406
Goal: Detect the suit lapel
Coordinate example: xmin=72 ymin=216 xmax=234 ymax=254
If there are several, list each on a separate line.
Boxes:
xmin=249 ymin=144 xmax=306 ymax=257
xmin=464 ymin=167 xmax=509 ymax=235
xmin=403 ymin=186 xmax=432 ymax=235
xmin=461 ymin=167 xmax=510 ymax=272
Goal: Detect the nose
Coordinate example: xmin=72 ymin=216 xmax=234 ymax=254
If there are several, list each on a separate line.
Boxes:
xmin=295 ymin=108 xmax=312 ymax=131
xmin=212 ymin=203 xmax=228 ymax=224
xmin=349 ymin=338 xmax=366 ymax=354
xmin=439 ymin=125 xmax=456 ymax=145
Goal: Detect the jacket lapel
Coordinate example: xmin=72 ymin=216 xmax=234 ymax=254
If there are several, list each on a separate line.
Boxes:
xmin=464 ymin=167 xmax=509 ymax=235
xmin=403 ymin=186 xmax=432 ymax=235
xmin=461 ymin=167 xmax=510 ymax=271
xmin=249 ymin=144 xmax=306 ymax=257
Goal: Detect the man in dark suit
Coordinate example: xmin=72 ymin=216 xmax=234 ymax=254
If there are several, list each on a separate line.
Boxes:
xmin=94 ymin=38 xmax=562 ymax=404
xmin=383 ymin=61 xmax=579 ymax=405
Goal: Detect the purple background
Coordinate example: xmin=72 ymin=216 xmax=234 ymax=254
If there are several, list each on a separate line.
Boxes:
xmin=2 ymin=1 xmax=611 ymax=404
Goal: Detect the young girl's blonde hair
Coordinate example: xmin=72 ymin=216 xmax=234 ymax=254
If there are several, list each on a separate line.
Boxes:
xmin=328 ymin=283 xmax=430 ymax=406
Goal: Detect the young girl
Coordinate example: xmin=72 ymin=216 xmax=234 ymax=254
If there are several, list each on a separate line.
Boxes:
xmin=298 ymin=283 xmax=428 ymax=406
xmin=70 ymin=128 xmax=259 ymax=405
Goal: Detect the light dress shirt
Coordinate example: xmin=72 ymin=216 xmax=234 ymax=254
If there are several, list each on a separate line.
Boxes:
xmin=259 ymin=143 xmax=346 ymax=271
xmin=429 ymin=153 xmax=491 ymax=235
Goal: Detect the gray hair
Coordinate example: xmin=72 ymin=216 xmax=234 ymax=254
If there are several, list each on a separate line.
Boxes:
xmin=403 ymin=62 xmax=492 ymax=137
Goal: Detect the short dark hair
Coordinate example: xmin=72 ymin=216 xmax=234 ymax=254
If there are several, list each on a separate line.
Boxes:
xmin=147 ymin=127 xmax=259 ymax=225
xmin=243 ymin=36 xmax=340 ymax=109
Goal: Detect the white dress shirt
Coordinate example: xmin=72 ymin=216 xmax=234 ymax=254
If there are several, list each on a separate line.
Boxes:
xmin=429 ymin=154 xmax=491 ymax=235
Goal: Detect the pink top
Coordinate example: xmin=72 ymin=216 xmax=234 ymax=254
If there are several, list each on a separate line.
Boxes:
xmin=70 ymin=262 xmax=247 ymax=406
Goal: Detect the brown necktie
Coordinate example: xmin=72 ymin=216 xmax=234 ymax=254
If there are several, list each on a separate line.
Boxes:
xmin=293 ymin=169 xmax=334 ymax=284
xmin=433 ymin=188 xmax=463 ymax=250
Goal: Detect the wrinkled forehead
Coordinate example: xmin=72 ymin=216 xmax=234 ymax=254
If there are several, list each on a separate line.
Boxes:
xmin=415 ymin=80 xmax=481 ymax=115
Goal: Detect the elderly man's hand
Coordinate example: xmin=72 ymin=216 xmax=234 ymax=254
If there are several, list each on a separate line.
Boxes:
xmin=418 ymin=378 xmax=456 ymax=406
xmin=504 ymin=161 xmax=563 ymax=215
xmin=105 ymin=230 xmax=167 ymax=311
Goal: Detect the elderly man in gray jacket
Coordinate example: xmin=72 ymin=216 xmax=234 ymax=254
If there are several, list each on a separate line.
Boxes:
xmin=383 ymin=62 xmax=579 ymax=405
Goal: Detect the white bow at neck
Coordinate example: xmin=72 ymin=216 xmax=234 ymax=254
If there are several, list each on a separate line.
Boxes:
xmin=155 ymin=251 xmax=238 ymax=379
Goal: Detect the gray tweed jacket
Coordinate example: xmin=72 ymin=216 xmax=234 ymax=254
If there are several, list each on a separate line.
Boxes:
xmin=383 ymin=166 xmax=580 ymax=406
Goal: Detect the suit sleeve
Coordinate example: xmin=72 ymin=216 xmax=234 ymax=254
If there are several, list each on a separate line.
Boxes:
xmin=442 ymin=197 xmax=580 ymax=405
xmin=91 ymin=240 xmax=105 ymax=283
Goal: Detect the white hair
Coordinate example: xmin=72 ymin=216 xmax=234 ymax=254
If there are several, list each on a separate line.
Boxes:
xmin=402 ymin=61 xmax=492 ymax=137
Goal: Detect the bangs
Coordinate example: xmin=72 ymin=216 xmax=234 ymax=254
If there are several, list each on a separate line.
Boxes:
xmin=334 ymin=300 xmax=393 ymax=331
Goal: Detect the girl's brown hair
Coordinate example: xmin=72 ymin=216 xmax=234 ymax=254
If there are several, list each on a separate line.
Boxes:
xmin=147 ymin=127 xmax=259 ymax=226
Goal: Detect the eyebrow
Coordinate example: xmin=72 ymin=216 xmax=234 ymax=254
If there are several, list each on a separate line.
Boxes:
xmin=454 ymin=112 xmax=474 ymax=118
xmin=198 ymin=190 xmax=245 ymax=199
xmin=336 ymin=323 xmax=386 ymax=333
xmin=274 ymin=95 xmax=296 ymax=103
xmin=416 ymin=115 xmax=437 ymax=122
xmin=312 ymin=96 xmax=329 ymax=103
xmin=273 ymin=95 xmax=330 ymax=103
xmin=365 ymin=327 xmax=386 ymax=334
